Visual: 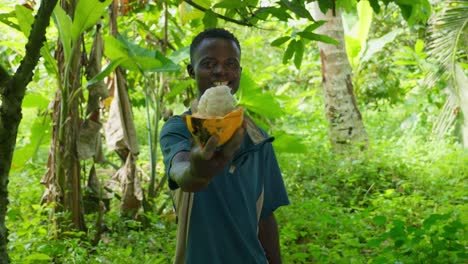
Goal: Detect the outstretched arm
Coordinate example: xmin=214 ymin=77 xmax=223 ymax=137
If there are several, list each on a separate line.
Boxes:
xmin=258 ymin=212 xmax=282 ymax=264
xmin=170 ymin=126 xmax=245 ymax=192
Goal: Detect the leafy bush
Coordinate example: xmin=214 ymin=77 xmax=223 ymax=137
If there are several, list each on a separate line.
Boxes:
xmin=273 ymin=90 xmax=467 ymax=263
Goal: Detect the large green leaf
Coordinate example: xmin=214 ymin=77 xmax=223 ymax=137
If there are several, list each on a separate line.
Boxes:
xmin=282 ymin=39 xmax=296 ymax=64
xmin=368 ymin=0 xmax=381 ymax=13
xmin=317 ymin=0 xmax=333 ymax=14
xmin=179 ymin=1 xmax=205 ymax=25
xmin=118 ymin=34 xmax=181 ymax=72
xmin=213 ymin=0 xmax=247 ymax=9
xmin=71 ymin=0 xmax=112 ymax=42
xmin=40 ymin=43 xmax=59 ymax=76
xmin=168 ymin=46 xmax=190 ymax=64
xmin=203 ymin=9 xmax=218 ymax=28
xmin=345 ymin=36 xmax=360 ymax=67
xmin=103 ymin=35 xmax=129 ymax=59
xmin=272 ymin=131 xmax=308 ymax=153
xmin=0 ymin=11 xmax=20 ymax=31
xmin=271 ymin=36 xmax=290 ymax=47
xmin=298 ymin=32 xmax=339 ymax=45
xmin=241 ymin=94 xmax=283 ymax=118
xmin=15 ymin=5 xmax=57 ymax=75
xmin=238 ymin=70 xmax=258 ymax=100
xmin=361 ymin=29 xmax=403 ymax=63
xmin=255 ymin=7 xmax=291 ymax=21
xmin=280 ymin=0 xmax=313 ymax=20
xmin=14 ymin=5 xmax=33 ymax=37
xmin=22 ymin=92 xmax=49 ymax=109
xmin=166 ymin=80 xmax=194 ymax=100
xmin=103 ymin=34 xmax=180 ymax=73
xmin=342 ymin=0 xmax=373 ymax=67
xmin=356 ymin=1 xmax=373 ymax=45
xmin=86 ymin=58 xmax=126 ymax=87
xmin=337 ymin=0 xmax=356 ymax=13
xmin=395 ymin=0 xmax=431 ymax=25
xmin=12 ymin=115 xmax=51 ymax=171
xmin=52 ymin=5 xmax=73 ymax=63
xmin=294 ymin=39 xmax=304 ymax=69
xmin=193 ymin=0 xmax=211 ymax=9
xmin=24 ymin=253 xmax=51 ymax=261
xmin=303 ymin=20 xmax=326 ymax=32
xmin=238 ymin=71 xmax=283 ymax=118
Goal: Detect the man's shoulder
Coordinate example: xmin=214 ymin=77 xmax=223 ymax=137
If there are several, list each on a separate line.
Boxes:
xmin=162 ymin=115 xmax=183 ymax=130
xmin=160 ymin=111 xmax=191 ymax=136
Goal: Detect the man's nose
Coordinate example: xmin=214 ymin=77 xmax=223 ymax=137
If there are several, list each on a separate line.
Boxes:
xmin=212 ymin=63 xmax=226 ymax=74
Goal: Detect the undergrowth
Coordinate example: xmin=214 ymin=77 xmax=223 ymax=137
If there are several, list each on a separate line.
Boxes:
xmin=6 ymin=101 xmax=467 ymax=263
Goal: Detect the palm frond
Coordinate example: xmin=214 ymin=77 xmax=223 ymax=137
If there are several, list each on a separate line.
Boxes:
xmin=432 ymin=92 xmax=458 ymax=139
xmin=426 ymin=0 xmax=467 ymax=87
xmin=427 ymin=1 xmax=468 ymax=143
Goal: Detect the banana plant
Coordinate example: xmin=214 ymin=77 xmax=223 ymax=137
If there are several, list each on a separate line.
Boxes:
xmin=40 ymin=0 xmax=112 ymax=232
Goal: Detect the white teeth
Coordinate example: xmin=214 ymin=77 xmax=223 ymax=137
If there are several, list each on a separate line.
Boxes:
xmin=214 ymin=82 xmax=228 ymax=86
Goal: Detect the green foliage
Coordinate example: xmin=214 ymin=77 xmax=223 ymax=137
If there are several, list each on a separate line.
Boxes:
xmin=72 ymin=0 xmax=113 ymax=43
xmin=367 ymin=214 xmax=466 ymax=263
xmin=14 ymin=5 xmax=33 ymax=36
xmin=427 ymin=0 xmax=468 ymax=91
xmin=275 ymin=116 xmax=467 ymax=263
xmin=3 ymin=0 xmax=467 ymax=263
xmin=52 ymin=5 xmax=73 ymax=63
xmin=104 ymin=34 xmax=180 ymax=73
xmin=352 ymin=3 xmax=444 ymax=107
xmin=343 ymin=0 xmax=374 ymax=68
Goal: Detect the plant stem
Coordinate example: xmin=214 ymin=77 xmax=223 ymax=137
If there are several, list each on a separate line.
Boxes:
xmin=145 ymin=74 xmax=156 ymax=199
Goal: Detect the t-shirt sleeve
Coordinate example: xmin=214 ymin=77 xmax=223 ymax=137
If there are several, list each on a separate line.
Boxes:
xmin=159 ymin=115 xmax=191 ymax=190
xmin=260 ymin=143 xmax=290 ymax=219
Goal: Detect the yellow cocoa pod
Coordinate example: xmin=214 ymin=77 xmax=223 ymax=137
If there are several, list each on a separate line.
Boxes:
xmin=185 ymin=107 xmax=244 ymax=147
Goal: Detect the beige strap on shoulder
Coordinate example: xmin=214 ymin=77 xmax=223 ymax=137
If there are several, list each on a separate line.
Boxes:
xmin=256 ymin=187 xmax=264 ymax=229
xmin=172 ymin=189 xmax=194 ymax=264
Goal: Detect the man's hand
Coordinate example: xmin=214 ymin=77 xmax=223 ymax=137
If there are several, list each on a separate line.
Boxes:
xmin=170 ymin=125 xmax=246 ymax=192
xmin=259 ymin=213 xmax=283 ymax=264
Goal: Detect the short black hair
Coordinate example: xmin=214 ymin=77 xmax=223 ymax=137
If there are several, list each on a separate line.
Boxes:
xmin=189 ymin=28 xmax=241 ymax=63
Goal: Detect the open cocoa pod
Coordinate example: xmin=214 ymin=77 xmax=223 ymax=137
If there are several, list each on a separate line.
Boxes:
xmin=185 ymin=107 xmax=244 ymax=147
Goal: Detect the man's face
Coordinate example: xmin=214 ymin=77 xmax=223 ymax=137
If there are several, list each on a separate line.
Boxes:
xmin=188 ymin=38 xmax=242 ymax=97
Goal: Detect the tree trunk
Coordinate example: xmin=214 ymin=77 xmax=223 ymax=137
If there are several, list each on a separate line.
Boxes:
xmin=312 ymin=4 xmax=368 ymax=153
xmin=55 ymin=0 xmax=86 ymax=232
xmin=0 ymin=0 xmax=58 ymax=261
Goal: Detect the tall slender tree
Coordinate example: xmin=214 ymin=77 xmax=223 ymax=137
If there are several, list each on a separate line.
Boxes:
xmin=0 ymin=0 xmax=58 ymax=261
xmin=312 ymin=2 xmax=369 ymax=153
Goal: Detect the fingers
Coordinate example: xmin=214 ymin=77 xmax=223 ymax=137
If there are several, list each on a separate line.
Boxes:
xmin=199 ymin=134 xmax=219 ymax=160
xmin=222 ymin=127 xmax=245 ymax=158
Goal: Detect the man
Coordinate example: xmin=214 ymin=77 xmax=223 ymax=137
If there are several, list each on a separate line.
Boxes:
xmin=160 ymin=28 xmax=289 ymax=264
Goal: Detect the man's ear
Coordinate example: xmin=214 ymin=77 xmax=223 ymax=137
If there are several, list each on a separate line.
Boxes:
xmin=187 ymin=64 xmax=195 ymax=79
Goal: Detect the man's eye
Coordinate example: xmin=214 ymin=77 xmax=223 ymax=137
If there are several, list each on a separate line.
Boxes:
xmin=201 ymin=60 xmax=216 ymax=68
xmin=225 ymin=61 xmax=239 ymax=70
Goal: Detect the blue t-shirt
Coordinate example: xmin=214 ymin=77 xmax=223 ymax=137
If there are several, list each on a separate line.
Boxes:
xmin=160 ymin=113 xmax=289 ymax=264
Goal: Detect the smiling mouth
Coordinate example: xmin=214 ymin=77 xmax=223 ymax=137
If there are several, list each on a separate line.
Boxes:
xmin=213 ymin=81 xmax=229 ymax=86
